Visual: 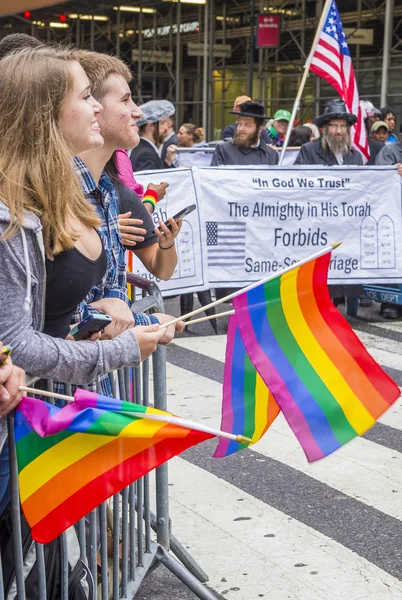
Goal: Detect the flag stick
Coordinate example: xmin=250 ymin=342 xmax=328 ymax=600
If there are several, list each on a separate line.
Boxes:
xmin=183 ymin=310 xmax=234 ymax=327
xmin=19 ymin=386 xmax=252 ymax=444
xmin=161 ymin=242 xmax=341 ymax=330
xmin=278 ymin=0 xmax=333 ymax=166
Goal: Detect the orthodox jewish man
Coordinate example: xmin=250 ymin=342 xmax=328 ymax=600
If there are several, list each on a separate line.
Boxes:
xmin=211 ymin=101 xmax=278 ymax=166
xmin=294 ymin=99 xmax=363 ymax=166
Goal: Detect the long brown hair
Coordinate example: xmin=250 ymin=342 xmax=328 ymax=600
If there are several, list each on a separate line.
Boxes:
xmin=0 ymin=46 xmax=100 ymax=257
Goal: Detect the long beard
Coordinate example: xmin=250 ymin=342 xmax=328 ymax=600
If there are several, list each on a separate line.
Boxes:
xmin=233 ymin=129 xmax=259 ymax=149
xmin=325 ymin=131 xmax=351 ymax=155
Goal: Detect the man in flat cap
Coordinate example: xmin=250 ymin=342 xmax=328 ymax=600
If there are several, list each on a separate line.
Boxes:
xmin=212 ymin=101 xmax=278 ymax=166
xmin=294 ymin=99 xmax=363 ymax=166
xmin=131 ymin=100 xmax=176 ymax=172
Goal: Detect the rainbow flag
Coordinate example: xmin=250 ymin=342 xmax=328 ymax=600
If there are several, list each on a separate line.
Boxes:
xmin=15 ymin=390 xmax=213 ymax=543
xmin=214 ymin=314 xmax=279 ymax=457
xmin=232 ymin=252 xmax=400 ymax=462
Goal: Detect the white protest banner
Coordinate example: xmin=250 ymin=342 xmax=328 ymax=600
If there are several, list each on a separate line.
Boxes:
xmin=132 ymin=168 xmax=209 ymax=295
xmin=191 ymin=165 xmax=402 ymax=286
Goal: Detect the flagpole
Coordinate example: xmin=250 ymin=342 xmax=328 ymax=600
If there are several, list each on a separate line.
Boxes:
xmin=19 ymin=387 xmax=252 ymax=444
xmin=183 ymin=310 xmax=234 ymax=327
xmin=160 ymin=241 xmax=341 ymax=329
xmin=278 ymin=0 xmax=333 ymax=166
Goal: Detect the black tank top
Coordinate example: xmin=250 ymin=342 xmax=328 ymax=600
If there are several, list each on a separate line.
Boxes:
xmin=44 ymin=240 xmax=107 ymax=339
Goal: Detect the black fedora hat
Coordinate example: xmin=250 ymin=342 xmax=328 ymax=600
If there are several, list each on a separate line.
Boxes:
xmin=229 ymin=101 xmax=271 ymax=120
xmin=315 ymin=99 xmax=357 ymax=128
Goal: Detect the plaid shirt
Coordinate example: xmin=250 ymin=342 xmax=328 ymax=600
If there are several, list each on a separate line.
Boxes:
xmin=73 ymin=156 xmax=157 ymax=327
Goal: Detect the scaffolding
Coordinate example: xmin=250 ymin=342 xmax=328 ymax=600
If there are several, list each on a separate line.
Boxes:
xmin=1 ymin=0 xmax=402 ymax=139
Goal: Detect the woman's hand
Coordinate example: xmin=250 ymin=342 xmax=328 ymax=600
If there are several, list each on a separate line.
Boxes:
xmin=153 ymin=313 xmax=185 ymax=345
xmin=130 ymin=324 xmax=167 ymax=361
xmin=0 ymin=346 xmax=25 ymax=416
xmin=155 ymin=218 xmax=182 ymax=249
xmin=118 ymin=212 xmax=147 ymax=247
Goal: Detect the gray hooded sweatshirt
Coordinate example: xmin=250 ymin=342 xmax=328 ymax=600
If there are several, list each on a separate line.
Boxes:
xmin=0 ymin=201 xmax=141 ymax=445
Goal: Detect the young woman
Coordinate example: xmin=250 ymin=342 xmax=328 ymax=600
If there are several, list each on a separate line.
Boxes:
xmin=0 ymin=46 xmax=168 ymax=387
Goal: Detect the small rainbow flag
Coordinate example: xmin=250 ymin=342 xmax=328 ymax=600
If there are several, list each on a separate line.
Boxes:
xmin=15 ymin=390 xmax=213 ymax=543
xmin=231 ymin=252 xmax=400 ymax=462
xmin=214 ymin=314 xmax=279 ymax=457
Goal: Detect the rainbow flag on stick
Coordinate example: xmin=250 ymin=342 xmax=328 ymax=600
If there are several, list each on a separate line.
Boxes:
xmin=216 ymin=249 xmax=400 ymax=462
xmin=15 ymin=390 xmax=213 ymax=543
xmin=214 ymin=315 xmax=279 ymax=457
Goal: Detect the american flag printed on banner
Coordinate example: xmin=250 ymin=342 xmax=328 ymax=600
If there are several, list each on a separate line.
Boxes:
xmin=206 ymin=221 xmax=246 ymax=268
xmin=310 ymin=0 xmax=370 ymax=162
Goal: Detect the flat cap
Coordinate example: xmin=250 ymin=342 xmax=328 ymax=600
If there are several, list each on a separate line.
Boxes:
xmin=137 ymin=100 xmax=175 ymax=126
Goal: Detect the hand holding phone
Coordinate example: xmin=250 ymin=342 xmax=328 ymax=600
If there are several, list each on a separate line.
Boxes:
xmin=70 ymin=314 xmax=112 ymax=341
xmin=158 ymin=204 xmax=196 ymax=233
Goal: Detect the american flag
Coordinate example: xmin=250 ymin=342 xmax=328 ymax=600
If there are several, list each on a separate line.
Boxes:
xmin=206 ymin=221 xmax=246 ymax=268
xmin=310 ymin=0 xmax=369 ymax=162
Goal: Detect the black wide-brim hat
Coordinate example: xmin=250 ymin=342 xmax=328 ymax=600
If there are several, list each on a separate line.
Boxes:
xmin=229 ymin=100 xmax=271 ymax=120
xmin=315 ymin=99 xmax=357 ymax=128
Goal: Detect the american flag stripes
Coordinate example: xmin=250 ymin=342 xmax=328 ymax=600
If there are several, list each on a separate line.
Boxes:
xmin=310 ymin=0 xmax=369 ymax=162
xmin=206 ymin=221 xmax=246 ymax=268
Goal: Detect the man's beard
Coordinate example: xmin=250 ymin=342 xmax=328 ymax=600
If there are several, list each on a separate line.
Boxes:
xmin=233 ymin=129 xmax=259 ymax=149
xmin=325 ymin=130 xmax=350 ymax=154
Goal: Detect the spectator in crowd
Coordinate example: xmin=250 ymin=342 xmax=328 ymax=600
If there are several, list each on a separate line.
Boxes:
xmin=294 ymin=99 xmax=363 ymax=166
xmin=371 ymin=121 xmax=389 ymax=144
xmin=222 ymin=95 xmax=251 ymax=140
xmin=74 ymin=50 xmax=182 ymax=284
xmin=266 ymin=109 xmax=291 ymax=147
xmin=0 ymin=47 xmax=173 ymax=399
xmin=212 ymin=101 xmax=278 ymax=166
xmin=177 ymin=123 xmax=205 ymax=147
xmin=222 ymin=95 xmax=272 ymax=145
xmin=380 ymin=106 xmax=398 ymax=144
xmin=131 ymin=100 xmax=176 ymax=171
xmin=0 ymin=32 xmax=42 ymax=59
xmin=360 ymin=100 xmax=384 ymax=164
xmin=375 ymin=132 xmax=402 ymax=165
xmin=159 ymin=112 xmax=178 ymax=167
xmin=303 ymin=122 xmax=320 ymax=140
xmin=288 ymin=126 xmax=313 ymax=147
xmin=360 ymin=100 xmax=381 ymax=131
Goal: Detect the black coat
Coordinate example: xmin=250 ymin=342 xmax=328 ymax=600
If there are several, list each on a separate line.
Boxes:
xmin=130 ymin=138 xmax=163 ymax=172
xmin=222 ymin=123 xmax=271 ymax=146
xmin=211 ymin=139 xmax=279 ymax=166
xmin=367 ymin=139 xmax=384 ymax=165
xmin=375 ymin=141 xmax=402 ymax=165
xmin=160 ymin=132 xmax=179 ymax=166
xmin=294 ymin=138 xmax=363 ymax=166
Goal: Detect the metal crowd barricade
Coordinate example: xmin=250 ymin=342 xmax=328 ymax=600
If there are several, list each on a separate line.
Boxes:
xmin=2 ymin=276 xmax=217 ymax=600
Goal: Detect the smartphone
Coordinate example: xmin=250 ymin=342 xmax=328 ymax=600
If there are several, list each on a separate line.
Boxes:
xmin=70 ymin=314 xmax=112 ymax=341
xmin=158 ymin=204 xmax=196 ymax=233
xmin=0 ymin=345 xmax=12 ymax=367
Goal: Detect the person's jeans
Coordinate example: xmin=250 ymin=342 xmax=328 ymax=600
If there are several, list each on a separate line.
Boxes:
xmin=0 ymin=439 xmax=11 ymax=516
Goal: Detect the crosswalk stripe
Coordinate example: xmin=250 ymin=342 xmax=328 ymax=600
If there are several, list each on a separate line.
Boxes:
xmin=153 ymin=456 xmax=402 ymax=599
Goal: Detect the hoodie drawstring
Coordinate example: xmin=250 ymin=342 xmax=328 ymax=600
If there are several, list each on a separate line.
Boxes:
xmin=21 ymin=228 xmax=32 ymax=312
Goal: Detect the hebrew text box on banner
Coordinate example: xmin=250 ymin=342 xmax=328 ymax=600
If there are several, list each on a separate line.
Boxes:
xmin=132 ymin=168 xmax=209 ymax=295
xmin=192 ymin=165 xmax=402 ymax=286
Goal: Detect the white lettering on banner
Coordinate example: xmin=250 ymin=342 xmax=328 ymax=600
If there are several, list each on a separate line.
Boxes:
xmin=192 ymin=166 xmax=402 ymax=286
xmin=128 ymin=166 xmax=402 ymax=294
xmin=131 ymin=168 xmax=209 ymax=297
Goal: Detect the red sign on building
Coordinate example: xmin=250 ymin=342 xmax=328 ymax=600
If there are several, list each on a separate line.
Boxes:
xmin=256 ymin=14 xmax=280 ymax=48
